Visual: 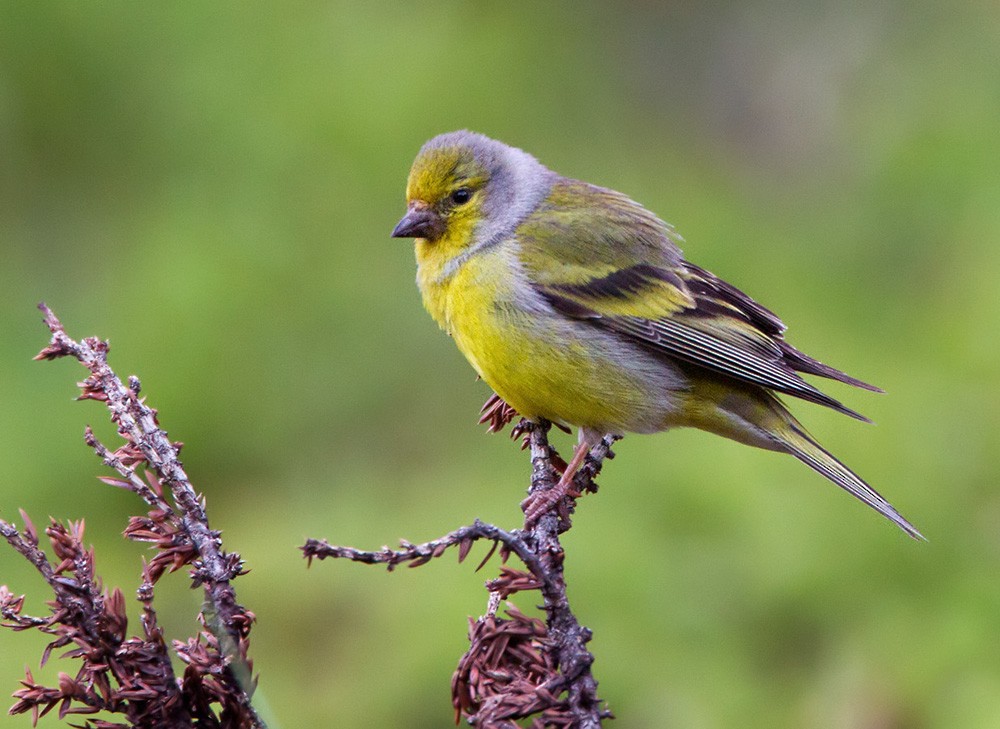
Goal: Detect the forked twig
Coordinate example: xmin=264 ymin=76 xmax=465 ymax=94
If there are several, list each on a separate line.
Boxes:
xmin=0 ymin=304 xmax=264 ymax=728
xmin=305 ymin=412 xmax=618 ymax=727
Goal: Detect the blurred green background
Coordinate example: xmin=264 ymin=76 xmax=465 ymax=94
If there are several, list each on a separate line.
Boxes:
xmin=1 ymin=2 xmax=998 ymax=727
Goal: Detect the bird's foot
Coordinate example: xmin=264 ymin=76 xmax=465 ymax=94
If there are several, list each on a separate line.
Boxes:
xmin=521 ymin=439 xmax=592 ymax=528
xmin=521 ymin=477 xmax=581 ymax=528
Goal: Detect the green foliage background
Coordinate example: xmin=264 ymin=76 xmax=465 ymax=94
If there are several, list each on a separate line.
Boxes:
xmin=1 ymin=3 xmax=998 ymax=727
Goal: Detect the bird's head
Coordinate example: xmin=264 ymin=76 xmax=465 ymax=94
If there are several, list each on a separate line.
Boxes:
xmin=392 ymin=131 xmax=555 ymax=256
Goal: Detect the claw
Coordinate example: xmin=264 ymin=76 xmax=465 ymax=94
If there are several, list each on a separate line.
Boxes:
xmin=521 ymin=439 xmax=592 ymax=526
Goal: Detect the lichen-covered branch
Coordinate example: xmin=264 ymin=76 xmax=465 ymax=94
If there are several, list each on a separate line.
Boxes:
xmin=304 ymin=412 xmax=617 ymax=727
xmin=516 ymin=422 xmax=616 ymax=727
xmin=0 ymin=304 xmax=264 ymax=728
xmin=35 ymin=304 xmax=250 ymax=648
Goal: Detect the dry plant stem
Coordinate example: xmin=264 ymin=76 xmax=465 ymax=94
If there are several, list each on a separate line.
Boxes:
xmin=303 ymin=420 xmax=615 ymax=727
xmin=521 ymin=422 xmax=610 ymax=728
xmin=37 ymin=305 xmax=244 ymax=639
xmin=1 ymin=519 xmax=192 ymax=727
xmin=0 ymin=520 xmax=54 ymax=585
xmin=303 ymin=521 xmax=543 ymax=575
xmin=32 ymin=303 xmax=263 ymax=728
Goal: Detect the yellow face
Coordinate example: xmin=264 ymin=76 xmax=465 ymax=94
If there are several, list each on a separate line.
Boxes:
xmin=401 ymin=146 xmax=490 ymax=253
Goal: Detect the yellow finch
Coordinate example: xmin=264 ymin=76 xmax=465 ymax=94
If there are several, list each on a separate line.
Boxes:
xmin=392 ymin=130 xmax=921 ymax=539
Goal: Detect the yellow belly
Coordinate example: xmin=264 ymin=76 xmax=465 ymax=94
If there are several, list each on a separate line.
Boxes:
xmin=417 ymin=243 xmax=683 ymax=433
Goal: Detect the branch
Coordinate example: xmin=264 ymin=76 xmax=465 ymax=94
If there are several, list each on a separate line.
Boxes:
xmin=304 ymin=412 xmax=617 ymax=727
xmin=35 ymin=304 xmax=250 ymax=646
xmin=0 ymin=304 xmax=265 ymax=728
xmin=1 ymin=516 xmax=191 ymax=727
xmin=303 ymin=520 xmax=543 ymax=575
xmin=516 ymin=423 xmax=615 ymax=727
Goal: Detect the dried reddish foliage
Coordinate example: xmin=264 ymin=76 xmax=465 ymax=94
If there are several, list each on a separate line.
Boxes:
xmin=452 ymin=603 xmax=561 ymax=726
xmin=0 ymin=305 xmax=262 ymax=728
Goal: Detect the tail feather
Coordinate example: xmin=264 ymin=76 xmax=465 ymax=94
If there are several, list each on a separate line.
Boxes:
xmin=779 ymin=340 xmax=884 ymax=393
xmin=688 ymin=377 xmax=920 ymax=539
xmin=781 ymin=422 xmax=924 ymax=540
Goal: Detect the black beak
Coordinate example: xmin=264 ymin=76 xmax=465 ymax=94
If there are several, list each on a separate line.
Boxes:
xmin=391 ymin=205 xmax=444 ymax=240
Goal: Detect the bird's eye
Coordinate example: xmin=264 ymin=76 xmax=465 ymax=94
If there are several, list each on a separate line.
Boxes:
xmin=450 ymin=188 xmax=472 ymax=205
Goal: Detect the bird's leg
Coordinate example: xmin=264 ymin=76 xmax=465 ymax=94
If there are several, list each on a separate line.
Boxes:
xmin=522 ymin=428 xmax=601 ymax=525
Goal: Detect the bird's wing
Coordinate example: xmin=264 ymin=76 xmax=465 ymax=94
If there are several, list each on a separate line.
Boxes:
xmin=517 ymin=180 xmax=695 ymax=320
xmin=518 ymin=182 xmax=878 ymax=420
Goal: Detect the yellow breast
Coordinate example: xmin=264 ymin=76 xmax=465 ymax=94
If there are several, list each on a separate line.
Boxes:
xmin=416 ymin=239 xmax=521 ymax=383
xmin=416 ymin=240 xmax=679 ymax=433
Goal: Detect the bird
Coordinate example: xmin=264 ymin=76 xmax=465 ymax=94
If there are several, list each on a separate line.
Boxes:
xmin=391 ymin=130 xmax=921 ymax=539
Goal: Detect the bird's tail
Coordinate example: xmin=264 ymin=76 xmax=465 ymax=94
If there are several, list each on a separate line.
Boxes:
xmin=770 ymin=407 xmax=924 ymax=540
xmin=678 ymin=375 xmax=922 ymax=539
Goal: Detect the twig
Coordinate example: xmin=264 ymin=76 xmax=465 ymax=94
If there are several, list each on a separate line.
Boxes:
xmin=35 ymin=304 xmax=250 ymax=649
xmin=518 ymin=422 xmax=613 ymax=727
xmin=0 ymin=304 xmax=265 ymax=728
xmin=303 ymin=520 xmax=543 ymax=575
xmin=304 ymin=412 xmax=616 ymax=727
xmin=1 ymin=517 xmax=192 ymax=727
